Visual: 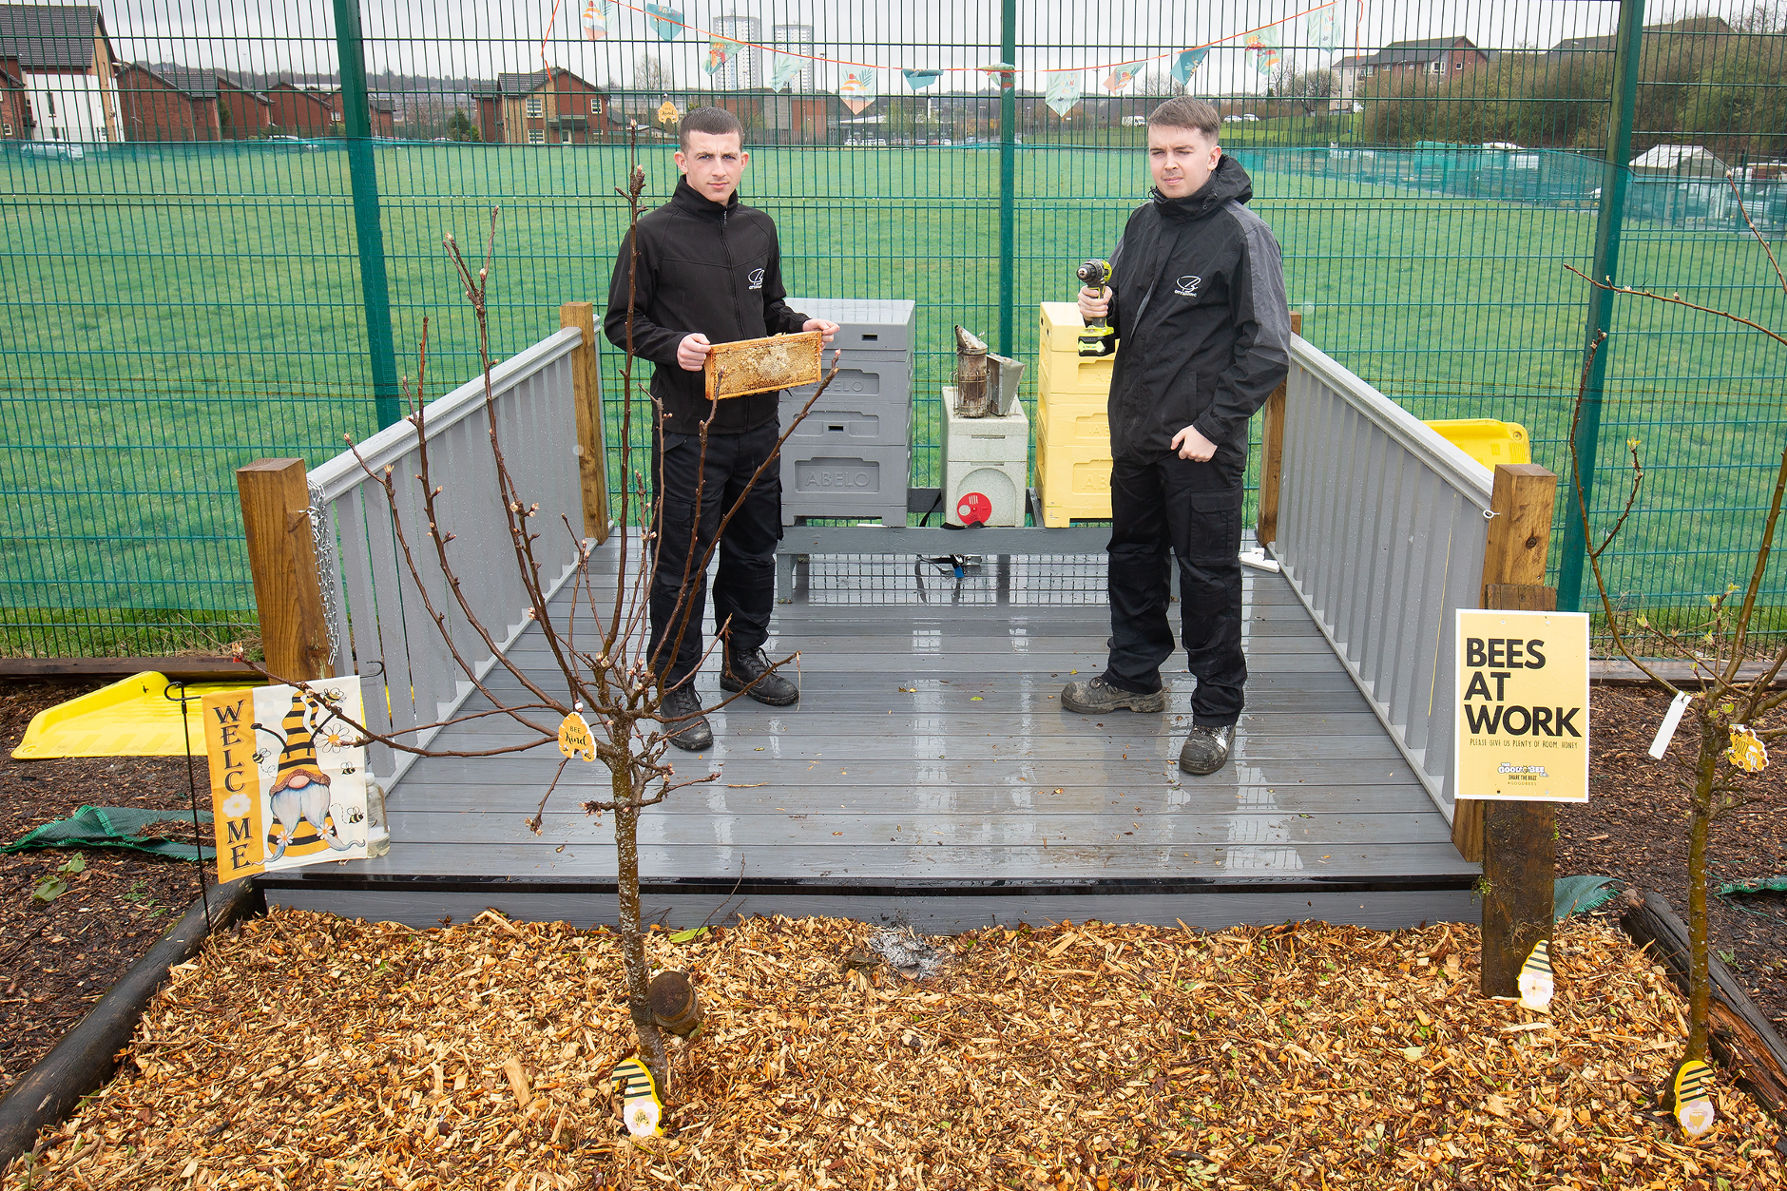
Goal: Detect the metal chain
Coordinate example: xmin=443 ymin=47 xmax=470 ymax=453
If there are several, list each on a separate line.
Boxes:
xmin=307 ymin=480 xmax=343 ymax=669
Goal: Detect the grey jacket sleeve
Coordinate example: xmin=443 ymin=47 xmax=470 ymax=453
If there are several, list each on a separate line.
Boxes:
xmin=1192 ymin=213 xmax=1290 ymax=447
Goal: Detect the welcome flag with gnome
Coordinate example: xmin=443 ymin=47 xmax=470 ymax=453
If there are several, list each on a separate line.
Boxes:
xmin=203 ymin=676 xmax=387 ymax=882
xmin=580 ymin=0 xmax=615 ymax=41
xmin=838 ymin=66 xmax=876 ymax=114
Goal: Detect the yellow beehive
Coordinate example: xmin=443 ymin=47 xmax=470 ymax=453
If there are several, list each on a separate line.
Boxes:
xmin=1035 ymin=414 xmax=1113 ymax=526
xmin=1035 ymin=303 xmax=1115 ymax=524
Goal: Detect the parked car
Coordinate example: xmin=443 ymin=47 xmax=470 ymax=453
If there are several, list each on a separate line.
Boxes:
xmin=19 ymin=141 xmax=84 ymax=159
xmin=268 ymin=135 xmax=320 ymax=151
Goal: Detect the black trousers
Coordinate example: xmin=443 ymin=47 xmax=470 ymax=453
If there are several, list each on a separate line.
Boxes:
xmin=1101 ymin=451 xmax=1247 ymax=727
xmin=648 ymin=420 xmax=781 ymax=686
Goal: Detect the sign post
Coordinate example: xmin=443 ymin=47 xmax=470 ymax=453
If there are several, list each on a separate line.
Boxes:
xmin=1456 ymin=605 xmax=1590 ymax=999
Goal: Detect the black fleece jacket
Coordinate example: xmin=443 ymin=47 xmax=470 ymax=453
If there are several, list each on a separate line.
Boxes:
xmin=604 ymin=176 xmax=810 ymax=435
xmin=1103 ymin=154 xmax=1290 ymax=461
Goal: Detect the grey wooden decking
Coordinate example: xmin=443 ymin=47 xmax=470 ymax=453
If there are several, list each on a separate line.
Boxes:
xmin=261 ymin=535 xmax=1480 ymax=931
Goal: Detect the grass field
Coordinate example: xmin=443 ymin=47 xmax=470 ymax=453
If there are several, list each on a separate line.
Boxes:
xmin=2 ymin=140 xmax=1784 ymax=653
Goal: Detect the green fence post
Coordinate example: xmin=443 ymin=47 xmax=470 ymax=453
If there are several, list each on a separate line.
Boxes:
xmin=997 ymin=0 xmax=1017 ymax=357
xmin=333 ymin=0 xmax=402 ymax=430
xmin=1556 ymin=0 xmax=1644 ymax=612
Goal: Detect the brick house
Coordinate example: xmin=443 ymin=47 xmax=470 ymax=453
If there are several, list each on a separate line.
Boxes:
xmin=475 ymin=67 xmax=619 ymax=145
xmin=267 ymin=80 xmax=335 ymax=135
xmin=325 ymin=89 xmax=395 ymax=136
xmin=215 ymin=72 xmax=271 ymax=138
xmin=1355 ymin=37 xmax=1490 ymax=87
xmin=116 ymin=63 xmax=220 ymax=140
xmin=0 ymin=4 xmax=122 ymax=141
xmin=0 ymin=54 xmax=26 ymax=138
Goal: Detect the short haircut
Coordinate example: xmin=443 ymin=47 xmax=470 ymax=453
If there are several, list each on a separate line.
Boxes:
xmin=1148 ymin=97 xmax=1220 ymax=138
xmin=679 ymin=106 xmax=744 ymax=151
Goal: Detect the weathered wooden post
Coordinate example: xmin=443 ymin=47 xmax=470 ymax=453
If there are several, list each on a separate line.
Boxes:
xmin=1463 ymin=461 xmax=1561 ymax=997
xmin=1256 ymin=310 xmax=1302 ymax=548
xmin=561 ymin=301 xmax=611 ymax=544
xmin=236 ymin=458 xmax=331 ymax=682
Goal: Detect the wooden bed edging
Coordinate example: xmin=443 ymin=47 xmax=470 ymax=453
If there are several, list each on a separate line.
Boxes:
xmin=1621 ymin=890 xmax=1787 ymax=1124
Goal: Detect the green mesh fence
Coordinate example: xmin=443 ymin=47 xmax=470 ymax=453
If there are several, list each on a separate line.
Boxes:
xmin=1 ymin=1 xmax=1783 ymax=656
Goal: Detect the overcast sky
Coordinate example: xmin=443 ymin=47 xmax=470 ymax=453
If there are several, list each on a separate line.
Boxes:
xmin=99 ymin=1 xmax=1772 ymax=94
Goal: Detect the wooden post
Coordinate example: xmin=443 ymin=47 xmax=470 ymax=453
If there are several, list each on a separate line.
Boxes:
xmin=237 ymin=458 xmax=331 ymax=683
xmin=561 ymin=301 xmax=611 ymax=544
xmin=1255 ymin=310 xmax=1301 ymax=548
xmin=1454 ymin=463 xmax=1558 ymax=862
xmin=1461 ymin=462 xmax=1561 ymax=999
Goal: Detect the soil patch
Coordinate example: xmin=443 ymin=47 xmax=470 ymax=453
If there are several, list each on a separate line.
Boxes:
xmin=0 ymin=681 xmax=212 ymax=1098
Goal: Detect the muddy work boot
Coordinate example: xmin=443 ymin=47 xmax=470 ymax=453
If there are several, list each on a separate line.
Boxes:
xmin=657 ymin=685 xmax=713 ymax=752
xmin=721 ymin=646 xmax=799 ymax=707
xmin=1061 ymin=675 xmax=1166 ymax=715
xmin=1178 ymin=724 xmax=1234 ymax=776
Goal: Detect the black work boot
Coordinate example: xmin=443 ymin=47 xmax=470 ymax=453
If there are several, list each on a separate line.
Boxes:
xmin=1061 ymin=675 xmax=1166 ymax=714
xmin=1178 ymin=724 xmax=1235 ymax=775
xmin=657 ymin=685 xmax=713 ymax=752
xmin=721 ymin=646 xmax=799 ymax=706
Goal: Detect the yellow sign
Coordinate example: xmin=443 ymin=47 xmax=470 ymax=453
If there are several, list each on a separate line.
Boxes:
xmin=1453 ymin=610 xmax=1589 ymax=802
xmin=656 ymin=100 xmax=680 ymax=126
xmin=558 ymin=710 xmax=596 ymax=761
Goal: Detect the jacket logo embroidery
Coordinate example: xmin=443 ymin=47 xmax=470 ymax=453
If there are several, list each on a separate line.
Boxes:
xmin=748 ymin=268 xmax=765 ymax=291
xmin=1174 ymin=275 xmax=1203 ymax=299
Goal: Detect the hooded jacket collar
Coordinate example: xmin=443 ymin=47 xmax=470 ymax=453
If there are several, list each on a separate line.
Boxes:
xmin=670 ymin=173 xmax=741 ymax=219
xmin=1150 ymin=153 xmax=1253 ymax=221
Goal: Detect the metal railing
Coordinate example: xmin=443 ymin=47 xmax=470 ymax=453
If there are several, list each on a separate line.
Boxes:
xmin=1275 ymin=336 xmax=1494 ymax=822
xmin=307 ymin=325 xmax=585 ymax=785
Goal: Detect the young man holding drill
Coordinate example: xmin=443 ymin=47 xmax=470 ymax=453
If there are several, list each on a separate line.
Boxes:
xmin=604 ymin=106 xmax=837 ymax=752
xmin=1061 ymin=97 xmax=1290 ymax=776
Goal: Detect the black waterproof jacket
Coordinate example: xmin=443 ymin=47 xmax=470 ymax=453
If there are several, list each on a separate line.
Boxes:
xmin=1103 ymin=154 xmax=1290 ymax=461
xmin=604 ymin=176 xmax=810 ymax=435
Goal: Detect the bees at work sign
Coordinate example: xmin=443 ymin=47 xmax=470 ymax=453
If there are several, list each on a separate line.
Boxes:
xmin=1453 ymin=610 xmax=1590 ymax=802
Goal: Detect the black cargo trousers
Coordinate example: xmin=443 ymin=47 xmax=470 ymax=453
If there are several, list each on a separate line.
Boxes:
xmin=1099 ymin=448 xmax=1247 ymax=728
xmin=647 ymin=420 xmax=782 ymax=687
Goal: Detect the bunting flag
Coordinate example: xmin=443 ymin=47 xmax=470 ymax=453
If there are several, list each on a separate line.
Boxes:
xmin=1102 ymin=64 xmax=1139 ymax=93
xmin=645 ymin=3 xmax=684 ymax=41
xmin=1171 ymin=48 xmax=1208 ymax=89
xmin=902 ymin=69 xmax=943 ymax=91
xmin=1246 ymin=30 xmax=1281 ymax=74
xmin=1307 ymin=10 xmax=1339 ymax=53
xmin=579 ymin=0 xmax=615 ymax=42
xmin=703 ymin=36 xmax=737 ymax=76
xmin=838 ymin=66 xmax=877 ymax=115
xmin=1045 ymin=71 xmax=1081 ymax=118
xmin=768 ymin=52 xmax=803 ymax=93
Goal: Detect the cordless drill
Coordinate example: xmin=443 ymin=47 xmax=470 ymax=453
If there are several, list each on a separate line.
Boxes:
xmin=1076 ymin=259 xmax=1115 ymax=357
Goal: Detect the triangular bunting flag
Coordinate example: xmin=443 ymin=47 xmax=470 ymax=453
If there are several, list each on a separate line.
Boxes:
xmin=902 ymin=69 xmax=943 ymax=92
xmin=1308 ymin=10 xmax=1339 ymax=53
xmin=1171 ymin=48 xmax=1207 ymax=89
xmin=704 ymin=36 xmax=737 ymax=76
xmin=1102 ymin=65 xmax=1138 ymax=93
xmin=1045 ymin=71 xmax=1081 ymax=118
xmin=838 ymin=67 xmax=876 ymax=115
xmin=1246 ymin=31 xmax=1282 ymax=75
xmin=768 ymin=52 xmax=803 ymax=93
xmin=645 ymin=4 xmax=684 ymax=42
xmin=580 ymin=0 xmax=615 ymax=42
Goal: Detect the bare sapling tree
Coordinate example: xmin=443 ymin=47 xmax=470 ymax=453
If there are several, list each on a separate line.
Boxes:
xmin=1563 ymin=175 xmax=1787 ymax=1102
xmin=239 ymin=131 xmax=839 ymax=1102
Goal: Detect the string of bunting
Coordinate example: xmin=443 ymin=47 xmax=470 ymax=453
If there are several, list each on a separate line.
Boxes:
xmin=540 ymin=1 xmax=1357 ymax=118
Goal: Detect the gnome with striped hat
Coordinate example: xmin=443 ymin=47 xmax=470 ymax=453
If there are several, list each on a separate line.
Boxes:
xmin=263 ymin=691 xmax=357 ymax=860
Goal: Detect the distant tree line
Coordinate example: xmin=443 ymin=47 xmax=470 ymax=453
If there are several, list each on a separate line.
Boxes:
xmin=1364 ymin=19 xmax=1787 ymax=160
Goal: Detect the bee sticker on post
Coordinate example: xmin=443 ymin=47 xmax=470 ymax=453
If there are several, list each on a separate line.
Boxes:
xmin=202 ymin=676 xmax=388 ymax=881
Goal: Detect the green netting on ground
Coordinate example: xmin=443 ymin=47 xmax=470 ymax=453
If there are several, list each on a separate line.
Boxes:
xmin=2 ymin=804 xmax=215 ymax=862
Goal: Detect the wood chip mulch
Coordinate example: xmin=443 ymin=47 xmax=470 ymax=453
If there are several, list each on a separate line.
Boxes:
xmin=5 ymin=910 xmax=1784 ymax=1191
